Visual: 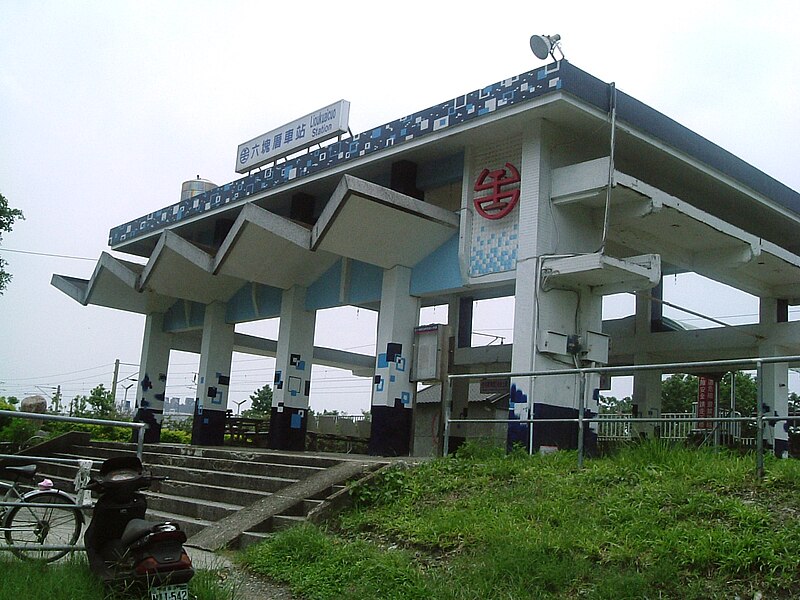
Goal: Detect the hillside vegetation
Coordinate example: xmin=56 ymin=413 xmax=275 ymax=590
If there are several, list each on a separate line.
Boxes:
xmin=242 ymin=442 xmax=800 ymax=600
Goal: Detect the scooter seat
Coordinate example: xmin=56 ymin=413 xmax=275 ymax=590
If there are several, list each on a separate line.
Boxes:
xmin=120 ymin=518 xmax=157 ymax=546
xmin=0 ymin=464 xmax=37 ymax=481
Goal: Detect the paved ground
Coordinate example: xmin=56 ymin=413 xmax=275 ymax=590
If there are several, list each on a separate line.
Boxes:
xmin=188 ymin=547 xmax=296 ymax=600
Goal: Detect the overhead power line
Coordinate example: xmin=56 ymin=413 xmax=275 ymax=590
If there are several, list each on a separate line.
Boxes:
xmin=0 ymin=247 xmax=97 ymax=261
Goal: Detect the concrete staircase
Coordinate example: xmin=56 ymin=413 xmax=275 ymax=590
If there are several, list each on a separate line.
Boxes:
xmin=36 ymin=439 xmax=388 ymax=549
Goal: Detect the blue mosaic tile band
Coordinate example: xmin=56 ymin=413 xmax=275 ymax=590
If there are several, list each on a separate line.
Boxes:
xmin=470 ymin=223 xmax=519 ymax=276
xmin=109 ymin=63 xmax=564 ymax=246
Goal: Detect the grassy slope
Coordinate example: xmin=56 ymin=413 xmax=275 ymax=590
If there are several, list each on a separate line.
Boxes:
xmin=0 ymin=556 xmax=237 ymax=600
xmin=241 ymin=442 xmax=800 ymax=600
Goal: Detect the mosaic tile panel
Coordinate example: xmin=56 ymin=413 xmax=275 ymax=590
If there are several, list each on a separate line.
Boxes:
xmin=109 ymin=63 xmax=564 ymax=246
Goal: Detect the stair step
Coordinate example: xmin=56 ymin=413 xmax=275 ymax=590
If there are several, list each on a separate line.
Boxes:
xmin=144 ymin=490 xmax=243 ymax=522
xmin=158 ymin=479 xmax=270 ymax=506
xmin=145 ymin=509 xmax=212 ymax=538
xmin=272 ymin=515 xmax=306 ymax=532
xmin=87 ymin=441 xmax=345 ymax=468
xmin=69 ymin=445 xmax=327 ymax=479
xmin=276 ymin=498 xmax=323 ymax=517
xmin=238 ymin=531 xmax=271 ymax=549
xmin=47 ymin=455 xmax=298 ymax=494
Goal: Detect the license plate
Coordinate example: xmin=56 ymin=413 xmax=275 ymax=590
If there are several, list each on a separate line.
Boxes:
xmin=149 ymin=583 xmax=189 ymax=600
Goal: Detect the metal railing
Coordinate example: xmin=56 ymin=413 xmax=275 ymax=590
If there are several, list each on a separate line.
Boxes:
xmin=0 ymin=410 xmax=146 ymax=459
xmin=0 ymin=411 xmax=147 ymax=556
xmin=444 ymin=354 xmax=800 ymax=478
xmin=597 ymin=410 xmax=747 ymax=442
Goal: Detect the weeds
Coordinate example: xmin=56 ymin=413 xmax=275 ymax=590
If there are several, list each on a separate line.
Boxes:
xmin=0 ymin=554 xmax=238 ymax=600
xmin=241 ymin=440 xmax=800 ymax=599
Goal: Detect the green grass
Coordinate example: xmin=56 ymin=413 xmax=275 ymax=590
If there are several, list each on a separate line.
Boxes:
xmin=240 ymin=441 xmax=800 ymax=599
xmin=0 ymin=554 xmax=238 ymax=600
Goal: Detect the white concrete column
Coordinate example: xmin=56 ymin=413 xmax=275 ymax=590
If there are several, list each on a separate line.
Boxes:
xmin=193 ymin=301 xmax=234 ymax=445
xmin=373 ymin=266 xmax=419 ymax=408
xmin=269 ymin=286 xmax=316 ymax=451
xmin=509 ymin=121 xmax=551 ymax=438
xmin=369 ymin=266 xmax=419 ymax=455
xmin=273 ymin=286 xmax=316 ymax=412
xmin=510 ymin=120 xmax=605 ymax=450
xmin=759 ymin=298 xmax=789 ymax=457
xmin=136 ymin=313 xmax=171 ymax=441
xmin=632 ymin=292 xmax=662 ymax=438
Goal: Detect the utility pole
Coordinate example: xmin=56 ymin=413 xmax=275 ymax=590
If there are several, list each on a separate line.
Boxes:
xmin=111 ymin=358 xmax=120 ymax=403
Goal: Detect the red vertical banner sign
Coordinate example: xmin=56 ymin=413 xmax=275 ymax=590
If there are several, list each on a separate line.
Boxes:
xmin=697 ymin=376 xmax=717 ymax=429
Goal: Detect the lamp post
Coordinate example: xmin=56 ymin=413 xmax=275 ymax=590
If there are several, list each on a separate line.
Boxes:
xmin=122 ymin=383 xmax=134 ymax=412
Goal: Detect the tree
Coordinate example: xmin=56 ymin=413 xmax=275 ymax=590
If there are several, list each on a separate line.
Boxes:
xmin=71 ymin=384 xmax=116 ymax=418
xmin=661 ymin=373 xmax=699 ymax=413
xmin=243 ymin=384 xmax=273 ymax=418
xmin=719 ymin=372 xmax=757 ymax=415
xmin=598 ymin=395 xmax=632 ymax=414
xmin=660 ymin=372 xmax=758 ymax=415
xmin=0 ymin=191 xmax=24 ymax=293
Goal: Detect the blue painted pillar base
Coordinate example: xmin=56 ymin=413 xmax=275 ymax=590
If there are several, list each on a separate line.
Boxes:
xmin=191 ymin=406 xmax=226 ymax=446
xmin=773 ymin=437 xmax=789 ymax=458
xmin=368 ymin=401 xmax=412 ymax=457
xmin=131 ymin=408 xmax=162 ymax=444
xmin=507 ymin=403 xmax=598 ymax=455
xmin=268 ymin=407 xmax=307 ymax=451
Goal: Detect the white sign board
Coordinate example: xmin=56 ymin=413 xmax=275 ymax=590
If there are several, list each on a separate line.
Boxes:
xmin=235 ymin=100 xmax=350 ymax=174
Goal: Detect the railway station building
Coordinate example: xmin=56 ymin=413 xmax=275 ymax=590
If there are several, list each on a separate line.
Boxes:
xmin=53 ymin=60 xmax=800 ymax=457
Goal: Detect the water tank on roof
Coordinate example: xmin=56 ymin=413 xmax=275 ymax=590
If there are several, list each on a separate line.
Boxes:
xmin=181 ymin=176 xmax=217 ymax=201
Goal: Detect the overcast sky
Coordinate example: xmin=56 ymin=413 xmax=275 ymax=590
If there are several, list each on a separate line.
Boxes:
xmin=1 ymin=1 xmax=799 ymax=414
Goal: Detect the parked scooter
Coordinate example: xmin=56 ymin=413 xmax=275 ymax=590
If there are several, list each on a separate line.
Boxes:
xmin=84 ymin=456 xmax=194 ymax=597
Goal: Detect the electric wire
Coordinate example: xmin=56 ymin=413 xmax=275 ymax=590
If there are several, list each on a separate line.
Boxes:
xmin=0 ymin=247 xmax=97 ymax=261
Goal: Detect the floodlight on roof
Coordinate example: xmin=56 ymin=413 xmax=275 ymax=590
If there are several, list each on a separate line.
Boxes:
xmin=530 ymin=33 xmax=564 ymax=61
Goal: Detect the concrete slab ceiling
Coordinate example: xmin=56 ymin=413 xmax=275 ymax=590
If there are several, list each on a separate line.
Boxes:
xmin=51 ymin=252 xmax=174 ymax=314
xmin=311 ymin=175 xmax=460 ymax=269
xmin=541 ymin=253 xmax=661 ymax=295
xmin=552 ymin=159 xmax=800 ymax=301
xmin=214 ymin=203 xmax=338 ymax=289
xmin=139 ymin=231 xmax=242 ymax=304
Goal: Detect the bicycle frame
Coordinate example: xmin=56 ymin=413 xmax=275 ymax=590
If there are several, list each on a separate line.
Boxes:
xmin=0 ymin=470 xmax=85 ymax=557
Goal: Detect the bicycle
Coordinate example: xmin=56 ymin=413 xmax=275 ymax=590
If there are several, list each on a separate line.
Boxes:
xmin=0 ymin=462 xmax=84 ymax=561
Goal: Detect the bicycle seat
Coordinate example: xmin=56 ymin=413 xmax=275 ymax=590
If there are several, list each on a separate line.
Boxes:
xmin=0 ymin=464 xmax=37 ymax=481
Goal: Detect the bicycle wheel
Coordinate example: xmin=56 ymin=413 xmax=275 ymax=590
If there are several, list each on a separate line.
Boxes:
xmin=4 ymin=490 xmax=83 ymax=562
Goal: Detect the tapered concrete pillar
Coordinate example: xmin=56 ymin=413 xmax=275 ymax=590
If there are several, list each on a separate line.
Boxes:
xmin=269 ymin=286 xmax=316 ymax=451
xmin=632 ymin=291 xmax=662 ymax=438
xmin=136 ymin=313 xmax=170 ymax=443
xmin=760 ymin=298 xmax=789 ymax=457
xmin=192 ymin=302 xmax=234 ymax=446
xmin=369 ymin=266 xmax=419 ymax=456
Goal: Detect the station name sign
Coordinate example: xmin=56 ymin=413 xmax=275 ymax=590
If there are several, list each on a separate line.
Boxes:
xmin=235 ymin=100 xmax=351 ymax=174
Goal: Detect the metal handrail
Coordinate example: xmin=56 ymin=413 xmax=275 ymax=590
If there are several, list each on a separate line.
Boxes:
xmin=0 ymin=409 xmax=146 ymax=459
xmin=443 ymin=354 xmax=800 ymax=478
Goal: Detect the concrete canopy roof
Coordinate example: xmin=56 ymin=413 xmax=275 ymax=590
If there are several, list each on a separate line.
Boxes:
xmin=311 ymin=175 xmax=459 ymax=269
xmin=214 ymin=203 xmax=338 ymax=289
xmin=541 ymin=253 xmax=661 ymax=295
xmin=552 ymin=159 xmax=800 ymax=302
xmin=139 ymin=231 xmax=242 ymax=303
xmin=108 ymin=61 xmax=800 ymax=263
xmin=51 ymin=252 xmax=174 ymax=314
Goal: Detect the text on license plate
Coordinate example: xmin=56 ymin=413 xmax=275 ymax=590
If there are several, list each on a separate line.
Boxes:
xmin=150 ymin=583 xmax=189 ymax=600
